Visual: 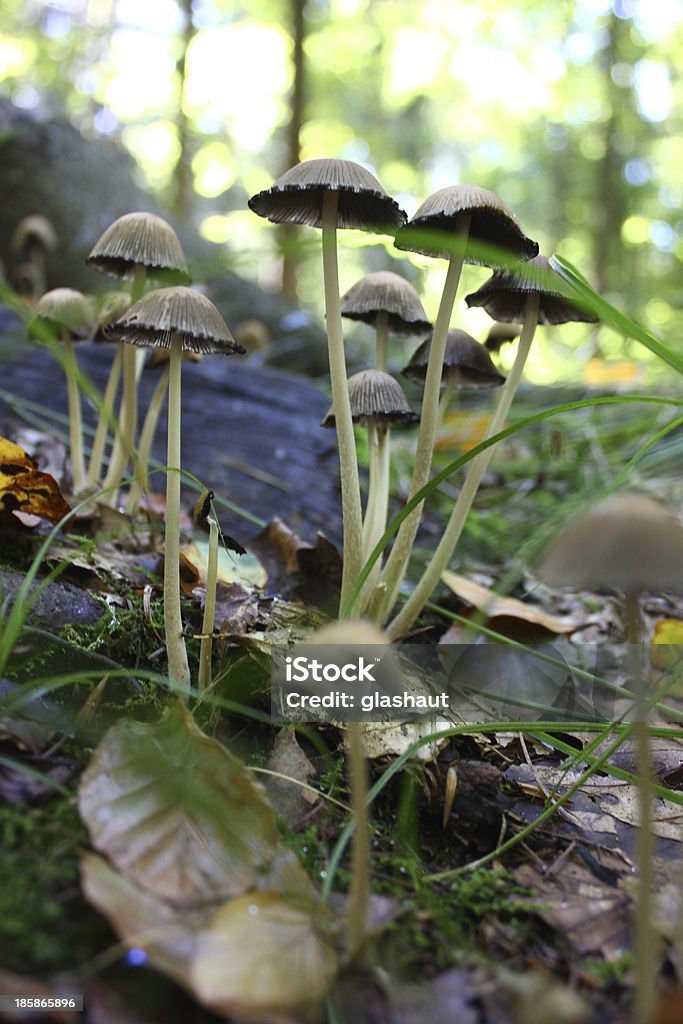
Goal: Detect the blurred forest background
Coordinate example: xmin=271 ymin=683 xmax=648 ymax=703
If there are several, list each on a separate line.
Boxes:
xmin=0 ymin=0 xmax=681 ymax=384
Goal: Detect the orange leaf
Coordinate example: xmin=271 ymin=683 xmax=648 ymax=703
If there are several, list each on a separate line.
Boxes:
xmin=0 ymin=438 xmax=71 ymax=524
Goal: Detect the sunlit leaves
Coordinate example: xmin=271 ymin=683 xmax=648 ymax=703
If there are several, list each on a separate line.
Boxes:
xmin=0 ymin=438 xmax=70 ymax=524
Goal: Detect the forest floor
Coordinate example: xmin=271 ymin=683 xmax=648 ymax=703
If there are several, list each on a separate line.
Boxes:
xmin=1 ymin=353 xmax=683 ymax=1024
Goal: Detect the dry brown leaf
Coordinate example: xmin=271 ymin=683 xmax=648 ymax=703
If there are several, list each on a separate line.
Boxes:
xmin=78 ymin=701 xmax=282 ymax=903
xmin=441 ymin=571 xmax=579 ymax=635
xmin=264 ymin=729 xmax=317 ymax=825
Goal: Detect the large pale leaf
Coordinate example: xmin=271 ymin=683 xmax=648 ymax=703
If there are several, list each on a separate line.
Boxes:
xmin=191 ymin=891 xmax=338 ymax=1023
xmin=78 ymin=701 xmax=280 ymax=903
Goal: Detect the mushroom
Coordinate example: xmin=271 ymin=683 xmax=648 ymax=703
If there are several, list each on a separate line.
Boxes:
xmin=321 ymin=369 xmax=416 ymax=609
xmin=11 ymin=215 xmax=58 ymax=299
xmin=485 ymin=321 xmax=522 ymax=353
xmin=385 ymin=253 xmax=597 ymax=639
xmin=371 ymin=185 xmax=538 ymax=623
xmin=87 ymin=212 xmax=189 ymax=503
xmin=403 ymin=327 xmax=505 ymax=426
xmin=304 ymin=618 xmax=390 ymax=959
xmin=340 ymin=270 xmax=431 ymax=371
xmin=248 ymin=158 xmax=406 ymax=609
xmin=125 ymin=347 xmax=202 ymax=516
xmin=193 ymin=489 xmax=218 ymax=693
xmin=32 ymin=288 xmax=94 ymax=494
xmin=536 ymin=492 xmax=683 ymax=1024
xmin=106 ymin=286 xmax=245 ymax=694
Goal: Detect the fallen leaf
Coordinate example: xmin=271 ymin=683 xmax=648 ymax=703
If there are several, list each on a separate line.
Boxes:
xmin=78 ymin=700 xmax=283 ymax=903
xmin=182 ymin=538 xmax=267 ymax=589
xmin=435 ymin=410 xmax=492 ymax=453
xmin=191 ymin=891 xmax=338 ymax=1022
xmin=441 ymin=570 xmax=579 ymax=637
xmin=583 ymin=358 xmax=641 ymax=387
xmin=264 ymin=729 xmax=317 ymax=825
xmin=0 ymin=437 xmax=71 ymax=524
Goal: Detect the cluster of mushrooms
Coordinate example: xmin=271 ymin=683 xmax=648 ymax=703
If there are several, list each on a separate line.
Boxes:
xmin=24 ymin=212 xmax=246 ymax=695
xmin=248 ymin=158 xmax=599 ymax=635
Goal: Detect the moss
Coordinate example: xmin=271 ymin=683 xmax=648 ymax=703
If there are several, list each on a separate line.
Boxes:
xmin=0 ymin=796 xmax=111 ymax=972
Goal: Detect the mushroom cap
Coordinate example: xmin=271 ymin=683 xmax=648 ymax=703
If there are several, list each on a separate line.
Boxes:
xmin=309 ymin=619 xmax=389 ymax=646
xmin=248 ymin=158 xmax=406 ymax=233
xmin=485 ymin=321 xmax=522 ymax=352
xmin=11 ymin=215 xmax=58 ymax=255
xmin=340 ymin=271 xmax=431 ymax=337
xmin=395 ymin=185 xmax=539 ymax=267
xmin=537 ymin=493 xmax=683 ymax=595
xmin=321 ymin=368 xmax=417 ymax=428
xmin=32 ymin=288 xmax=94 ymax=339
xmin=105 ymin=286 xmax=246 ymax=355
xmin=466 ymin=254 xmax=599 ymax=325
xmin=403 ymin=328 xmax=505 ymax=390
xmin=87 ymin=212 xmax=189 ymax=282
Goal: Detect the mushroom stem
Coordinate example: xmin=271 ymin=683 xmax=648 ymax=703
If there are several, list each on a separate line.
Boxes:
xmin=375 ymin=310 xmax=389 ymax=372
xmin=385 ymin=291 xmax=540 ymax=638
xmin=125 ymin=365 xmax=170 ymax=516
xmin=624 ymin=591 xmax=657 ymax=1024
xmin=102 ymin=266 xmax=146 ymax=502
xmin=164 ymin=332 xmax=191 ymax=695
xmin=198 ymin=514 xmax=219 ymax=692
xmin=436 ymin=375 xmax=455 ymax=428
xmin=62 ymin=331 xmax=86 ymax=493
xmin=365 ymin=213 xmax=471 ymax=622
xmin=87 ymin=347 xmax=122 ymax=487
xmin=358 ymin=422 xmax=390 ymax=612
xmin=321 ymin=190 xmax=363 ymax=610
xmin=346 ymin=720 xmax=369 ymax=961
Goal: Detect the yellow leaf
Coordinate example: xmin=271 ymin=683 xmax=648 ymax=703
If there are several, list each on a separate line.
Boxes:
xmin=0 ymin=437 xmax=71 ymax=524
xmin=583 ymin=359 xmax=640 ymax=387
xmin=435 ymin=411 xmax=491 ymax=453
xmin=651 ymin=619 xmax=683 ymax=677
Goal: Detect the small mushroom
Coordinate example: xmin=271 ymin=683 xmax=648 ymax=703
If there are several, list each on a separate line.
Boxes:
xmin=536 ymin=492 xmax=683 ymax=1024
xmin=193 ymin=488 xmax=219 ymax=694
xmin=11 ymin=215 xmax=58 ymax=299
xmin=249 ymin=158 xmax=406 ymax=609
xmin=32 ymin=288 xmax=93 ymax=494
xmin=485 ymin=321 xmax=522 ymax=353
xmin=322 ymin=369 xmax=416 ymax=609
xmin=87 ymin=212 xmax=189 ymax=503
xmin=340 ymin=270 xmax=431 ymax=371
xmin=373 ymin=186 xmax=538 ymax=624
xmin=386 ymin=253 xmax=597 ymax=640
xmin=107 ymin=286 xmax=244 ymax=694
xmin=403 ymin=327 xmax=505 ymax=426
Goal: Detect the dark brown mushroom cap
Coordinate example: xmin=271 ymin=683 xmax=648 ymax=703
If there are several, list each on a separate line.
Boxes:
xmin=403 ymin=328 xmax=505 ymax=390
xmin=32 ymin=288 xmax=94 ymax=339
xmin=395 ymin=185 xmax=538 ymax=266
xmin=321 ymin=369 xmax=417 ymax=427
xmin=105 ymin=286 xmax=245 ymax=355
xmin=466 ymin=254 xmax=599 ymax=325
xmin=485 ymin=321 xmax=522 ymax=352
xmin=87 ymin=212 xmax=190 ymax=282
xmin=340 ymin=271 xmax=431 ymax=337
xmin=537 ymin=493 xmax=683 ymax=595
xmin=248 ymin=158 xmax=406 ymax=233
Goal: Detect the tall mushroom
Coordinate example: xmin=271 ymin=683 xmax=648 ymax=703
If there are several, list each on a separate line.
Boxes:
xmin=321 ymin=369 xmax=416 ymax=606
xmin=537 ymin=492 xmax=683 ymax=1024
xmin=106 ymin=286 xmax=245 ymax=694
xmin=369 ymin=186 xmax=538 ymax=623
xmin=248 ymin=159 xmax=406 ymax=609
xmin=385 ymin=253 xmax=597 ymax=639
xmin=32 ymin=288 xmax=94 ymax=494
xmin=340 ymin=270 xmax=431 ymax=371
xmin=87 ymin=212 xmax=189 ymax=502
xmin=403 ymin=327 xmax=505 ymax=428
